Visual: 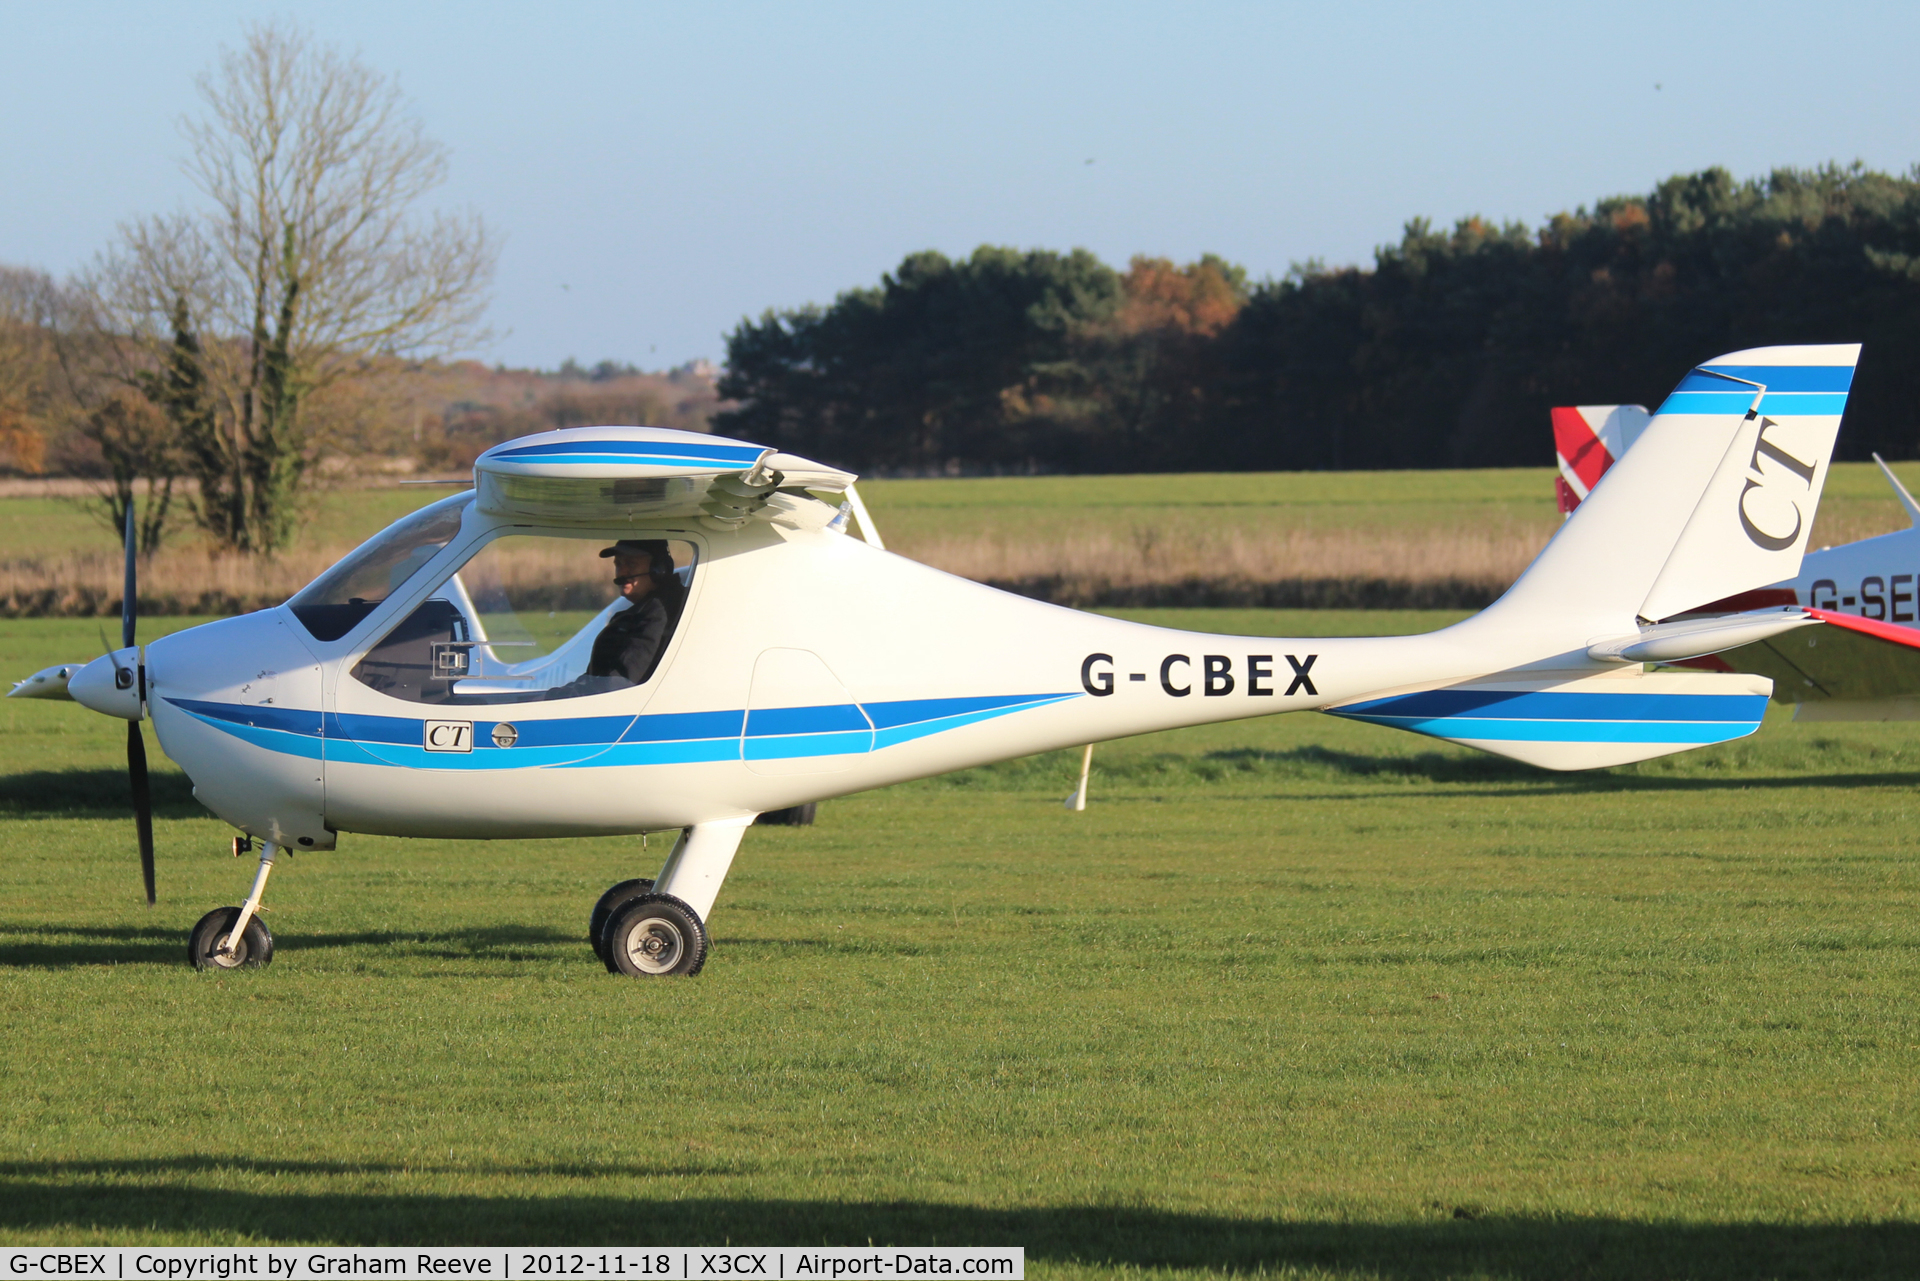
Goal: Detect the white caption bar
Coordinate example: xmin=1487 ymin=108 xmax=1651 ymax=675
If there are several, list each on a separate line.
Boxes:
xmin=2 ymin=1250 xmax=1023 ymax=1281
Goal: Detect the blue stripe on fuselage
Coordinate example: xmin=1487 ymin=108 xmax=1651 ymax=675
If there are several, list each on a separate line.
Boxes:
xmin=1328 ymin=687 xmax=1767 ymax=745
xmin=164 ymin=692 xmax=1079 ymax=770
xmin=1333 ymin=689 xmax=1767 ymax=721
xmin=1331 ymin=715 xmax=1757 ymax=744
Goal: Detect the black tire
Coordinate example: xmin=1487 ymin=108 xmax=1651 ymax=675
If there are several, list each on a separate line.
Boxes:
xmin=605 ymin=894 xmax=708 ymax=977
xmin=187 ymin=907 xmax=273 ymax=971
xmin=589 ymin=878 xmax=655 ymax=966
xmin=757 ymin=802 xmax=817 ymax=826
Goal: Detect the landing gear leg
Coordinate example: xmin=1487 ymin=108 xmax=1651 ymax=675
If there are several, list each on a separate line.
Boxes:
xmin=188 ymin=841 xmax=278 ymax=970
xmin=603 ymin=816 xmax=754 ymax=977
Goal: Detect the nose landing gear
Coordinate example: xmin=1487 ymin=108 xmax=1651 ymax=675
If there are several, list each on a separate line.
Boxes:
xmin=188 ymin=840 xmax=279 ymax=970
xmin=188 ymin=906 xmax=273 ymax=969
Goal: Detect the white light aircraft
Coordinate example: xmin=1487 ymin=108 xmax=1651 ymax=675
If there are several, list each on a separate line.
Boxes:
xmin=1554 ymin=392 xmax=1920 ymax=718
xmin=11 ymin=345 xmax=1865 ymax=977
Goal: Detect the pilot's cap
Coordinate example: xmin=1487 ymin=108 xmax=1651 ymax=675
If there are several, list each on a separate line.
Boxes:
xmin=599 ymin=539 xmax=670 ymax=561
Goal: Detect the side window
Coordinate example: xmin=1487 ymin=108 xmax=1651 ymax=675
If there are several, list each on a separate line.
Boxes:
xmin=349 ymin=534 xmax=696 ymax=705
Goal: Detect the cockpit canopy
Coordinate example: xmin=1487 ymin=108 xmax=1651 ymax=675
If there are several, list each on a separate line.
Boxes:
xmin=288 ymin=426 xmax=861 ymax=643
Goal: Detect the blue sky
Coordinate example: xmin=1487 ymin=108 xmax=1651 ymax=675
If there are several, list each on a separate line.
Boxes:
xmin=3 ymin=1 xmax=1915 ymax=369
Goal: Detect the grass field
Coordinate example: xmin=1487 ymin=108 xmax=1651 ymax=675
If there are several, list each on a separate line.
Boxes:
xmin=3 ymin=611 xmax=1918 ymax=1275
xmin=9 ymin=461 xmax=1920 ymax=614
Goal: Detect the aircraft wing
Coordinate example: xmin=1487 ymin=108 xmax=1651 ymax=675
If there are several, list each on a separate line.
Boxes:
xmin=473 ymin=427 xmax=860 ymax=531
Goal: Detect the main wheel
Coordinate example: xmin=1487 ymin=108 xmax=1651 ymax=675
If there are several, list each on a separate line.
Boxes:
xmin=589 ymin=878 xmax=655 ymax=966
xmin=605 ymin=894 xmax=708 ymax=977
xmin=187 ymin=907 xmax=273 ymax=971
xmin=757 ymin=803 xmax=817 ymax=826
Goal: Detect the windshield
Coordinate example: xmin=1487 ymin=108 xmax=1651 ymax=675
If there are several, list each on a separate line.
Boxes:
xmin=287 ymin=492 xmax=473 ymax=641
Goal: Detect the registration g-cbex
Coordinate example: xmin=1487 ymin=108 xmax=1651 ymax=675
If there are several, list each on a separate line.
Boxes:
xmin=3 ymin=1248 xmax=1023 ymax=1280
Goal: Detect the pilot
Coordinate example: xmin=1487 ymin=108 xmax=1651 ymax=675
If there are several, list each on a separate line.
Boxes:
xmin=543 ymin=539 xmax=679 ymax=699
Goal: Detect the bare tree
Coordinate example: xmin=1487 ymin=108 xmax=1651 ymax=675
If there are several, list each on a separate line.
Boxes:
xmin=78 ymin=390 xmax=181 ymax=554
xmin=90 ymin=20 xmax=497 ymax=552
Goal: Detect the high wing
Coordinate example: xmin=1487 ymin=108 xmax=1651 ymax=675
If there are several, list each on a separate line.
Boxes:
xmin=473 ymin=427 xmax=865 ymax=530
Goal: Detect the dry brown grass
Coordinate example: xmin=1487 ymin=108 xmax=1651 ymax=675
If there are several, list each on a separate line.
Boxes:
xmin=0 ymin=548 xmax=337 ymax=617
xmin=0 ymin=540 xmax=649 ymax=618
xmin=11 ymin=485 xmax=1902 ymax=618
xmin=0 ymin=524 xmax=1548 ymax=617
xmin=898 ymin=523 xmax=1552 ymax=608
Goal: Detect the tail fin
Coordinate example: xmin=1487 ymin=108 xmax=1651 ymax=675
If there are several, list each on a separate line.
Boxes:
xmin=1552 ymin=405 xmax=1649 ymax=515
xmin=1636 ymin=344 xmax=1859 ymax=620
xmin=1482 ymin=344 xmax=1860 ymax=644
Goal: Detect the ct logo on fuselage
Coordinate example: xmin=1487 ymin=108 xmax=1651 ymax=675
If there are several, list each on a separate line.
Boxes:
xmin=1081 ymin=652 xmax=1318 ymax=698
xmin=424 ymin=720 xmax=474 ymax=752
xmin=1739 ymin=416 xmax=1819 ymax=552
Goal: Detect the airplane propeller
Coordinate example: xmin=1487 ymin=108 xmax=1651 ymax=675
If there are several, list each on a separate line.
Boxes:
xmin=121 ymin=503 xmax=155 ymax=905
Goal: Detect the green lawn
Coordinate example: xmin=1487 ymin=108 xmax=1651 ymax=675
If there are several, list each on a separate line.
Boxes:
xmin=2 ymin=613 xmax=1918 ymax=1276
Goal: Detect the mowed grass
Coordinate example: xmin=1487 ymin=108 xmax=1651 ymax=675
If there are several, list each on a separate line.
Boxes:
xmin=3 ymin=612 xmax=1919 ymax=1276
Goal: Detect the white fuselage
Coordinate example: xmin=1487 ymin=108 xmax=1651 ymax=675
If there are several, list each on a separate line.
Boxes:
xmin=142 ymin=506 xmax=1527 ymax=849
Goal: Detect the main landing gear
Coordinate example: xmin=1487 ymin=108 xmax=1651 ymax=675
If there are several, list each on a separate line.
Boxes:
xmin=183 ymin=817 xmax=757 ymax=976
xmin=591 ymin=816 xmax=754 ymax=977
xmin=188 ymin=839 xmax=278 ymax=970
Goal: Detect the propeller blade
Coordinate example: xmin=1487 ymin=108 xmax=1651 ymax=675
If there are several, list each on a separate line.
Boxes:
xmin=122 ymin=501 xmax=151 ymax=903
xmin=128 ymin=720 xmax=155 ymax=906
xmin=122 ymin=501 xmax=137 ymax=650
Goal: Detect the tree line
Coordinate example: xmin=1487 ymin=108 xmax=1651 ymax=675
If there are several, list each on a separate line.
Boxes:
xmin=718 ymin=164 xmax=1920 ymax=474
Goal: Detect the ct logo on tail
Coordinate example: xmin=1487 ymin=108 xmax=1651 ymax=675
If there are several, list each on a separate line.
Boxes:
xmin=1739 ymin=416 xmax=1819 ymax=552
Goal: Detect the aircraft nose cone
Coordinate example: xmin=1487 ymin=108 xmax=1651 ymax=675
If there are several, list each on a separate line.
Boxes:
xmin=69 ymin=649 xmax=144 ymax=721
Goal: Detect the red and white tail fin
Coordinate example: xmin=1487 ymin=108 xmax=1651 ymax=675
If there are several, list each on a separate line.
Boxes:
xmin=1552 ymin=405 xmax=1651 ymax=515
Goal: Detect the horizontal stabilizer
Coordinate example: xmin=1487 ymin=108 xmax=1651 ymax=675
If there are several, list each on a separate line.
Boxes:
xmin=1326 ymin=669 xmax=1772 ymax=771
xmin=1586 ymin=606 xmax=1815 ymax=663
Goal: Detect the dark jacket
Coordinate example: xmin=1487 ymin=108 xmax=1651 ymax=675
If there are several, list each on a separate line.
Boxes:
xmin=587 ymin=594 xmax=670 ymax=686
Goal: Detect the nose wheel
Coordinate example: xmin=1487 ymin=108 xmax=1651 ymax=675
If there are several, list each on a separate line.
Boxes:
xmin=188 ymin=838 xmax=280 ymax=970
xmin=188 ymin=907 xmax=273 ymax=969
